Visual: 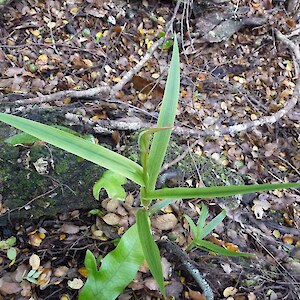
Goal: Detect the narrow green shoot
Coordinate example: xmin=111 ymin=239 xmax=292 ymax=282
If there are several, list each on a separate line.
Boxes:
xmin=143 ymin=182 xmax=300 ymax=199
xmin=185 ymin=204 xmax=253 ymax=257
xmin=136 ymin=209 xmax=166 ymax=298
xmin=146 ymin=36 xmax=180 ymax=191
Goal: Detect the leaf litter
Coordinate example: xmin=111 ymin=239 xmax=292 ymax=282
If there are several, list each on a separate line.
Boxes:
xmin=0 ymin=0 xmax=299 ymax=299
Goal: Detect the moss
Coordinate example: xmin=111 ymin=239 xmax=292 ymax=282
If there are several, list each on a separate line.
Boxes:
xmin=0 ymin=113 xmax=247 ymax=221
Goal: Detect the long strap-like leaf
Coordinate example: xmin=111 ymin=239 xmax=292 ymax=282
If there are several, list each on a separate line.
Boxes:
xmin=0 ymin=113 xmax=144 ymax=185
xmin=146 ymin=36 xmax=180 ymax=191
xmin=143 ymin=183 xmax=300 ymax=199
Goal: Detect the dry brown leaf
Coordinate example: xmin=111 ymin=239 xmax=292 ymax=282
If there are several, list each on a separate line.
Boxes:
xmin=54 ymin=266 xmax=69 ymax=277
xmin=0 ymin=276 xmax=22 ymax=295
xmin=144 ymin=277 xmax=159 ymax=291
xmin=161 ymin=257 xmax=171 ymax=279
xmin=4 ymin=67 xmax=25 ymax=77
xmin=132 ymin=75 xmax=164 ymax=100
xmin=188 ymin=289 xmax=207 ymax=300
xmin=62 ymin=223 xmax=80 ymax=234
xmin=152 ymin=213 xmax=178 ymax=231
xmin=223 ymin=286 xmax=238 ymax=297
xmin=102 ymin=213 xmax=121 ymax=225
xmin=67 ymin=278 xmax=84 ymax=290
xmin=29 ymin=253 xmax=40 ymax=270
xmin=252 ymin=199 xmax=271 ymax=219
xmin=37 ymin=268 xmax=52 ymax=290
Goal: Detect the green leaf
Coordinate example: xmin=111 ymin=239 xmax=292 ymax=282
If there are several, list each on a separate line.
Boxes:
xmin=138 ymin=127 xmax=172 ymax=176
xmin=150 ymin=198 xmax=179 ymax=215
xmin=4 ymin=125 xmax=91 ymax=146
xmin=198 ymin=209 xmax=226 ymax=240
xmin=162 ymin=39 xmax=173 ymax=50
xmin=0 ymin=236 xmax=16 ymax=249
xmin=184 ymin=215 xmax=197 ymax=236
xmin=136 ymin=209 xmax=166 ymax=298
xmin=93 ymin=170 xmax=127 ymax=200
xmin=0 ymin=113 xmax=144 ymax=186
xmin=147 ymin=35 xmax=180 ymax=191
xmin=5 ymin=132 xmax=39 ymax=145
xmin=7 ymin=247 xmax=17 ymax=260
xmin=143 ymin=183 xmax=300 ymax=199
xmin=194 ymin=239 xmax=254 ymax=257
xmin=196 ymin=204 xmax=209 ymax=237
xmin=79 ymin=224 xmax=144 ymax=300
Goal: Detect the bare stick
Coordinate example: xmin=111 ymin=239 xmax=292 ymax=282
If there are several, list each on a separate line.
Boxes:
xmin=160 ymin=240 xmax=214 ymax=300
xmin=2 ymin=2 xmax=181 ymax=106
xmin=11 ymin=85 xmax=111 ymax=105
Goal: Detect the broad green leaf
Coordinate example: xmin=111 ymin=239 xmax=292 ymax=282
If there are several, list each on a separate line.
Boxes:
xmin=150 ymin=198 xmax=179 ymax=215
xmin=194 ymin=239 xmax=254 ymax=257
xmin=93 ymin=170 xmax=127 ymax=200
xmin=136 ymin=209 xmax=166 ymax=298
xmin=143 ymin=183 xmax=300 ymax=199
xmin=7 ymin=247 xmax=17 ymax=260
xmin=198 ymin=209 xmax=226 ymax=240
xmin=0 ymin=236 xmax=16 ymax=249
xmin=0 ymin=113 xmax=144 ymax=186
xmin=147 ymin=35 xmax=180 ymax=190
xmin=79 ymin=224 xmax=144 ymax=300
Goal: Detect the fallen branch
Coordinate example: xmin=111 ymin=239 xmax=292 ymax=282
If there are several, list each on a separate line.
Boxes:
xmin=1 ymin=1 xmax=182 ymax=106
xmin=160 ymin=240 xmax=214 ymax=300
xmin=10 ymin=85 xmax=111 ymax=106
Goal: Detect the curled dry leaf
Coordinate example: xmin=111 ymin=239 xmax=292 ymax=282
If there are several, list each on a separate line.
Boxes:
xmin=29 ymin=253 xmax=40 ymax=270
xmin=223 ymin=286 xmax=238 ymax=297
xmin=251 ymin=199 xmax=271 ymax=219
xmin=152 ymin=213 xmax=178 ymax=231
xmin=37 ymin=268 xmax=52 ymax=290
xmin=28 ymin=233 xmax=43 ymax=247
xmin=67 ymin=278 xmax=84 ymax=290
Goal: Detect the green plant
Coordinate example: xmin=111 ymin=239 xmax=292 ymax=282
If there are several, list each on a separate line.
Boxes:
xmin=0 ymin=236 xmax=17 ymax=263
xmin=0 ymin=36 xmax=299 ymax=300
xmin=185 ymin=204 xmax=251 ymax=256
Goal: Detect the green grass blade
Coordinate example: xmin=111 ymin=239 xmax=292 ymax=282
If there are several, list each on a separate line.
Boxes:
xmin=184 ymin=215 xmax=197 ymax=236
xmin=196 ymin=204 xmax=209 ymax=237
xmin=194 ymin=239 xmax=255 ymax=257
xmin=136 ymin=208 xmax=166 ymax=298
xmin=79 ymin=224 xmax=144 ymax=300
xmin=143 ymin=183 xmax=300 ymax=199
xmin=198 ymin=210 xmax=226 ymax=239
xmin=150 ymin=198 xmax=179 ymax=215
xmin=0 ymin=113 xmax=144 ymax=186
xmin=147 ymin=35 xmax=180 ymax=190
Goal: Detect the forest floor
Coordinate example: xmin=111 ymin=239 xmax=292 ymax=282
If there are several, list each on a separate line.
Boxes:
xmin=0 ymin=0 xmax=300 ymax=299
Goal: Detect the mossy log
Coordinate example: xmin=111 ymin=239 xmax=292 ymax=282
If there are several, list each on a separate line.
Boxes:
xmin=0 ymin=109 xmax=246 ymax=224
